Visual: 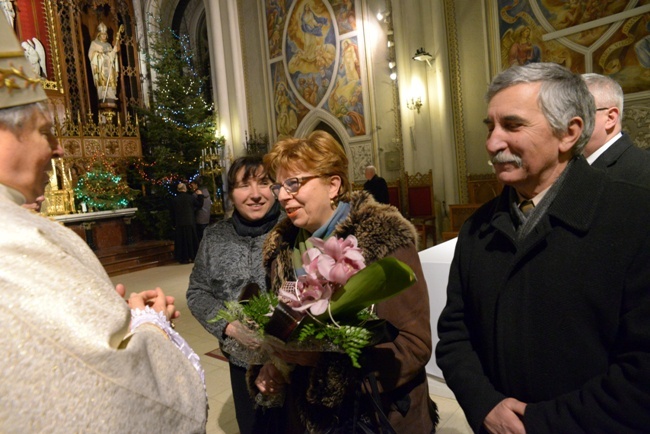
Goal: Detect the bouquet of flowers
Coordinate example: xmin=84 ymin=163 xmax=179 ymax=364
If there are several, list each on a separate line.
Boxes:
xmin=213 ymin=234 xmax=416 ymax=369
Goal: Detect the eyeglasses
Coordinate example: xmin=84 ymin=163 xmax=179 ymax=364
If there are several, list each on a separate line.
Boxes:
xmin=270 ymin=175 xmax=321 ymax=198
xmin=596 ymin=107 xmax=610 ymax=111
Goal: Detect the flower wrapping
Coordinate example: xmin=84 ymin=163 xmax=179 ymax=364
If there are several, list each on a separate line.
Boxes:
xmin=213 ymin=235 xmax=416 ymax=369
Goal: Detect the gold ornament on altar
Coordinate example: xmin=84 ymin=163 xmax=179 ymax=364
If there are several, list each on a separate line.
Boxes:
xmin=200 ymin=140 xmax=226 ymax=215
xmin=44 ymin=158 xmax=76 ymax=215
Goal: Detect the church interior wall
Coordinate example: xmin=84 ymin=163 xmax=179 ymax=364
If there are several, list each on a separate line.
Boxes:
xmin=364 ymin=0 xmax=401 ymax=183
xmin=454 ymin=0 xmax=491 ymax=176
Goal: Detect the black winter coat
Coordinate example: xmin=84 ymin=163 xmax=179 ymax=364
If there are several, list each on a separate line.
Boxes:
xmin=436 ymin=157 xmax=650 ymax=433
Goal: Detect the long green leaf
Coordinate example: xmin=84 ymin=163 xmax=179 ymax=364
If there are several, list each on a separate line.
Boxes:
xmin=319 ymin=257 xmax=416 ymax=321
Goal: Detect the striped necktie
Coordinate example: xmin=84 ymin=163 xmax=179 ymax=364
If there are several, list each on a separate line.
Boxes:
xmin=519 ymin=199 xmax=535 ymax=217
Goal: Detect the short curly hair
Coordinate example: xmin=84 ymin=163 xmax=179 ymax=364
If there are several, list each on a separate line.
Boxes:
xmin=264 ymin=130 xmax=351 ymax=203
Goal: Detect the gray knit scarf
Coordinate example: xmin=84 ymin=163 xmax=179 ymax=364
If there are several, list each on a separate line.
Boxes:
xmin=512 ymin=158 xmax=575 ymax=242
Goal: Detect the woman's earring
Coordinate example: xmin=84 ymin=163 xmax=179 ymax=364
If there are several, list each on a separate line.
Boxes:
xmin=330 ymin=198 xmax=337 ymax=210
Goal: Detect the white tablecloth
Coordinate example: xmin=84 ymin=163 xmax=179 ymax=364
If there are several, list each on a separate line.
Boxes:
xmin=418 ymin=237 xmax=457 ymax=379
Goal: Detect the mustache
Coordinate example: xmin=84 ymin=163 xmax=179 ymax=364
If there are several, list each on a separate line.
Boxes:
xmin=489 ymin=151 xmax=523 ymax=168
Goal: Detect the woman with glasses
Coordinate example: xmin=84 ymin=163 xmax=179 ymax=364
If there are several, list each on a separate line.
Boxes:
xmin=253 ymin=131 xmax=438 ymax=433
xmin=187 ymin=156 xmax=283 ymax=434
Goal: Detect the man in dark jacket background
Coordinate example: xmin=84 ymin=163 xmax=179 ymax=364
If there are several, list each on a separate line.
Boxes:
xmin=171 ymin=182 xmax=201 ymax=263
xmin=363 ymin=165 xmax=389 ymax=204
xmin=582 ymin=73 xmax=650 ymax=186
xmin=436 ymin=63 xmax=650 ymax=433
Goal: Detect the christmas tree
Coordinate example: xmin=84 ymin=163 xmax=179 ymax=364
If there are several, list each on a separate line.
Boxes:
xmin=136 ymin=24 xmax=217 ymax=183
xmin=132 ymin=24 xmax=220 ymax=238
xmin=75 ymin=159 xmax=139 ymax=211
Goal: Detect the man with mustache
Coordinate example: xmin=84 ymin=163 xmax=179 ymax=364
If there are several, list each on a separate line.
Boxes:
xmin=436 ymin=63 xmax=650 ymax=433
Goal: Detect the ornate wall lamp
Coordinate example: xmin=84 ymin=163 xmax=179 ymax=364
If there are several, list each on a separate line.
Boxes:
xmin=407 ymin=97 xmax=423 ymax=114
xmin=412 ymin=47 xmax=433 ymax=67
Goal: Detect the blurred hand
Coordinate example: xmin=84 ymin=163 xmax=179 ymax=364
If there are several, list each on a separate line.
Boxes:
xmin=255 ymin=362 xmax=288 ymax=395
xmin=225 ymin=320 xmax=261 ymax=350
xmin=22 ymin=195 xmax=45 ymax=212
xmin=128 ymin=287 xmax=180 ymax=322
xmin=115 ymin=283 xmax=126 ymax=298
xmin=483 ymin=398 xmax=527 ymax=434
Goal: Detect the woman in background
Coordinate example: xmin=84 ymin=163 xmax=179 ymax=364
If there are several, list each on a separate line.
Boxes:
xmin=254 ymin=131 xmax=438 ymax=433
xmin=187 ymin=156 xmax=282 ymax=434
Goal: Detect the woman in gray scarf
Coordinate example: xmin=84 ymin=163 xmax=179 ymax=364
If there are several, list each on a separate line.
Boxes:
xmin=187 ymin=156 xmax=283 ymax=434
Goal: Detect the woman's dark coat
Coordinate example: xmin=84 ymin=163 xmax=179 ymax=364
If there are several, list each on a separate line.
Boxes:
xmin=256 ymin=191 xmax=436 ymax=433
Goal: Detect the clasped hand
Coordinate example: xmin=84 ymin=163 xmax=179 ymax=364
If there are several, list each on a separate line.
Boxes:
xmin=225 ymin=320 xmax=262 ymax=350
xmin=115 ymin=283 xmax=179 ymax=322
xmin=255 ymin=362 xmax=288 ymax=395
xmin=483 ymin=397 xmax=527 ymax=434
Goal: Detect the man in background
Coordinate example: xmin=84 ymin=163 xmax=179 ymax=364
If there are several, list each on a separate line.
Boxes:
xmin=437 ymin=63 xmax=650 ymax=433
xmin=363 ymin=165 xmax=389 ymax=204
xmin=582 ymin=73 xmax=650 ymax=186
xmin=191 ymin=176 xmax=212 ymax=242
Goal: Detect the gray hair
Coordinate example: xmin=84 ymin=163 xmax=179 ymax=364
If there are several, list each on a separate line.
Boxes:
xmin=486 ymin=63 xmax=595 ymax=156
xmin=0 ymin=102 xmax=49 ymax=136
xmin=582 ymin=73 xmax=624 ymax=122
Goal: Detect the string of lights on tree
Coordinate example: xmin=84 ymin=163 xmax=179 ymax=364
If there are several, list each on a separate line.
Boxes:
xmin=74 ymin=158 xmax=138 ymax=210
xmin=140 ymin=22 xmax=215 ymax=142
xmin=135 ymin=20 xmax=221 ymax=197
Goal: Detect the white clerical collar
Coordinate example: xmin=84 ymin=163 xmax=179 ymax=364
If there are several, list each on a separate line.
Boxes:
xmin=0 ymin=183 xmax=26 ymax=205
xmin=586 ymin=132 xmax=622 ymax=165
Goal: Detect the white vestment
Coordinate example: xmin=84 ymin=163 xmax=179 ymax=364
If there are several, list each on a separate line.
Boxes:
xmin=0 ymin=184 xmax=207 ymax=433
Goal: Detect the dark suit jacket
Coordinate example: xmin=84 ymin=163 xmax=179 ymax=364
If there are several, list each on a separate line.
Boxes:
xmin=363 ymin=175 xmax=389 ymax=204
xmin=591 ymin=132 xmax=650 ymax=187
xmin=436 ymin=158 xmax=650 ymax=433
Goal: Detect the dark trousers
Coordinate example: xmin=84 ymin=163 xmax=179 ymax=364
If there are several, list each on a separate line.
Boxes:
xmin=229 ymin=362 xmax=283 ymax=434
xmin=197 ymin=223 xmax=208 ymax=243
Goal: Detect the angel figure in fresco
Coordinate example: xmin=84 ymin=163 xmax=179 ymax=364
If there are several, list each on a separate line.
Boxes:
xmin=503 ymin=25 xmax=541 ymax=67
xmin=22 ymin=38 xmax=47 ymax=78
xmin=275 ymin=81 xmax=298 ymax=138
xmin=1 ymin=0 xmax=14 ymax=28
xmin=341 ymin=39 xmax=360 ymax=83
xmin=88 ymin=22 xmax=123 ymax=104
